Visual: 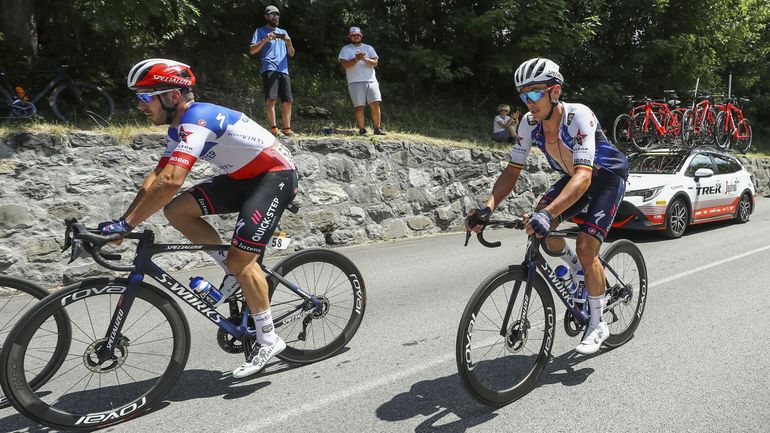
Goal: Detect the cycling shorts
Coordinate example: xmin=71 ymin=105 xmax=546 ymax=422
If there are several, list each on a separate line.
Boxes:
xmin=187 ymin=170 xmax=298 ymax=254
xmin=537 ymin=169 xmax=626 ymax=243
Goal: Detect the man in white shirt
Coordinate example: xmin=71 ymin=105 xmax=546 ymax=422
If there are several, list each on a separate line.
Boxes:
xmin=338 ymin=26 xmax=385 ymax=136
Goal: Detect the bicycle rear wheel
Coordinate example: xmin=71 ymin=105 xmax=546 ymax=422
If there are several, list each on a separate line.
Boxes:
xmin=50 ymin=81 xmax=114 ymax=127
xmin=0 ymin=274 xmax=69 ymax=409
xmin=456 ymin=265 xmax=556 ymax=406
xmin=268 ymin=249 xmax=366 ymax=364
xmin=0 ymin=278 xmax=190 ymax=431
xmin=601 ymin=240 xmax=648 ymax=347
xmin=713 ymin=111 xmax=731 ymax=150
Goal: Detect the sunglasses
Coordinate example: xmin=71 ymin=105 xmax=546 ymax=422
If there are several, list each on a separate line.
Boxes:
xmin=136 ymin=88 xmax=176 ymax=103
xmin=519 ymin=86 xmax=555 ymax=104
xmin=267 ymin=12 xmax=280 ymax=16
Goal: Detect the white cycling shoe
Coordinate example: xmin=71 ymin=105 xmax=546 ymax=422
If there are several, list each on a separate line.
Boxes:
xmin=575 ymin=321 xmax=609 ymax=355
xmin=232 ymin=337 xmax=286 ymax=378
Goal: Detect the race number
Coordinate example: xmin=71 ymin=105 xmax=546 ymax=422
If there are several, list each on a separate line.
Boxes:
xmin=269 ymin=231 xmax=292 ymax=250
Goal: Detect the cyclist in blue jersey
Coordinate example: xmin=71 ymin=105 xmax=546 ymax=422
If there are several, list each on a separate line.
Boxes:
xmin=466 ymin=58 xmax=629 ymax=355
xmin=99 ymin=58 xmax=296 ymax=377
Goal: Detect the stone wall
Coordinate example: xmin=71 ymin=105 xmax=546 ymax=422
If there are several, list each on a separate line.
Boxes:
xmin=0 ymin=131 xmax=768 ymax=285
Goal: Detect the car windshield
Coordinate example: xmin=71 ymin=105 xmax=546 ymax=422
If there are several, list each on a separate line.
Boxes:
xmin=628 ymin=153 xmax=685 ymax=174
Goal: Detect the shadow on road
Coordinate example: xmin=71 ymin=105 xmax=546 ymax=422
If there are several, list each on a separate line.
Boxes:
xmin=375 ymin=348 xmax=601 ymax=433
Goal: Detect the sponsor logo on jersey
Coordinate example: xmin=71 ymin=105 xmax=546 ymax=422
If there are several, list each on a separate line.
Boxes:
xmin=527 ymin=114 xmax=537 ymax=126
xmin=198 ymin=119 xmax=206 ymax=126
xmin=574 ymin=128 xmax=588 ymax=145
xmin=169 ymin=155 xmax=191 ymax=166
xmin=567 ymin=112 xmax=575 ymax=125
xmin=178 ymin=125 xmax=193 ymax=143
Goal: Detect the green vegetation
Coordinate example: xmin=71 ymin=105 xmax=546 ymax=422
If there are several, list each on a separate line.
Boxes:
xmin=1 ymin=0 xmax=768 ymax=154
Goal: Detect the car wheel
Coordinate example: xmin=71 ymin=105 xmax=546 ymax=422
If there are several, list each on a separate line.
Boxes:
xmin=663 ymin=197 xmax=688 ymax=239
xmin=734 ymin=192 xmax=752 ymax=224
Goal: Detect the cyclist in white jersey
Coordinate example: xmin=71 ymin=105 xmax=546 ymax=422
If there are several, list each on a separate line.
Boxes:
xmin=466 ymin=58 xmax=629 ymax=355
xmin=99 ymin=59 xmax=296 ymax=377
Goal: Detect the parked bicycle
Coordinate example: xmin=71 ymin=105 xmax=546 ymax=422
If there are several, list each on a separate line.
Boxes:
xmin=630 ymin=91 xmax=684 ymax=151
xmin=0 ymin=274 xmax=70 ymax=410
xmin=0 ymin=217 xmax=366 ymax=431
xmin=0 ymin=64 xmax=114 ymax=126
xmin=681 ymin=93 xmax=722 ymax=149
xmin=714 ymin=96 xmax=752 ymax=153
xmin=456 ymin=219 xmax=647 ymax=406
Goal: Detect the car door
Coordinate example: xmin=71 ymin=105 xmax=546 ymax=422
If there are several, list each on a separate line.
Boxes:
xmin=684 ymin=153 xmax=722 ymax=221
xmin=711 ymin=153 xmax=742 ymax=215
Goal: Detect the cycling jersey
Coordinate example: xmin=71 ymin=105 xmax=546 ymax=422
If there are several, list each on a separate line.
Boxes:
xmin=156 ymin=102 xmax=294 ymax=178
xmin=509 ymin=102 xmax=628 ymax=179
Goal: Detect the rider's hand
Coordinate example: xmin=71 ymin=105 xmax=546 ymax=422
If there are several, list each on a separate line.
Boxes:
xmin=526 ymin=209 xmax=552 ymax=238
xmin=465 ymin=207 xmax=492 ymax=233
xmin=97 ymin=219 xmax=120 ymax=231
xmin=100 ymin=218 xmax=134 ymax=237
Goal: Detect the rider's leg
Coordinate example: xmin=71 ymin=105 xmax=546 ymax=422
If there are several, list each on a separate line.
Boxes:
xmin=164 ymin=192 xmax=228 ymax=269
xmin=574 ymin=232 xmax=609 ymax=355
xmin=224 ymin=248 xmax=273 ymax=340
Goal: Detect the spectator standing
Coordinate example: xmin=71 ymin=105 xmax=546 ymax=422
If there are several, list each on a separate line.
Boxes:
xmin=249 ymin=5 xmax=296 ymax=136
xmin=338 ymin=26 xmax=385 ymax=136
xmin=492 ymin=104 xmax=520 ymax=143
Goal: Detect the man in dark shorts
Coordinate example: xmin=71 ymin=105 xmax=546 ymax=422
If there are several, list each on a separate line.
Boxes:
xmin=101 ymin=58 xmax=297 ymax=378
xmin=249 ymin=5 xmax=296 ymax=136
xmin=466 ymin=58 xmax=629 ymax=355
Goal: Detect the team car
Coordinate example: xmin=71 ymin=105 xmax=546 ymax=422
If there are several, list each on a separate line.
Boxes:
xmin=610 ymin=147 xmax=756 ymax=238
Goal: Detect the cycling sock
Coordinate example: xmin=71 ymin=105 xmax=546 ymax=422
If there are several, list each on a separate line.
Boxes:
xmin=588 ymin=295 xmax=604 ymax=327
xmin=207 ymin=250 xmax=229 ymax=272
xmin=252 ymin=309 xmax=277 ymax=347
xmin=557 ymin=245 xmax=582 ymax=273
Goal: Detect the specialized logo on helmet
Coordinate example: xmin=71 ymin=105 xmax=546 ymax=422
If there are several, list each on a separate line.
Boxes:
xmin=152 ymin=75 xmax=193 ymax=86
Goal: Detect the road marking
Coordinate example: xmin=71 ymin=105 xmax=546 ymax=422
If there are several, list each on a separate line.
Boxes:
xmin=234 ymin=242 xmax=770 ymax=431
xmin=232 ymin=353 xmax=454 ymax=431
xmin=650 ymin=244 xmax=770 ymax=288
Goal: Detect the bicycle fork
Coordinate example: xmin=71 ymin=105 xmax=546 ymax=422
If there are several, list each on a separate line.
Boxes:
xmin=93 ymin=272 xmax=143 ymax=366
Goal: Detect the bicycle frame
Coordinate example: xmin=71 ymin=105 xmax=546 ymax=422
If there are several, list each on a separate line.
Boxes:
xmin=83 ymin=228 xmax=322 ymax=362
xmin=720 ymin=102 xmax=748 ymax=140
xmin=0 ymin=68 xmax=69 ymax=106
xmin=498 ymin=232 xmax=594 ymax=340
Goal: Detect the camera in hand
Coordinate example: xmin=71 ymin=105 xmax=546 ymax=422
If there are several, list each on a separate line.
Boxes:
xmin=274 ymin=33 xmax=285 ymax=40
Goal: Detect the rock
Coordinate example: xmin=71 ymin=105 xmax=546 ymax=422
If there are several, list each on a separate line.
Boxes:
xmin=407 ymin=215 xmax=434 ymax=231
xmin=382 ymin=220 xmax=409 ymax=239
xmin=0 ymin=204 xmax=34 ymax=229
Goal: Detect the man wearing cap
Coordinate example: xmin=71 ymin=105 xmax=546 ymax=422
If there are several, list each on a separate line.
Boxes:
xmin=338 ymin=26 xmax=385 ymax=136
xmin=249 ymin=5 xmax=296 ymax=137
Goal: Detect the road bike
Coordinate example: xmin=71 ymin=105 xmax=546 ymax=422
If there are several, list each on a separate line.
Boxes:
xmin=0 ymin=217 xmax=366 ymax=431
xmin=681 ymin=93 xmax=722 ymax=149
xmin=714 ymin=97 xmax=752 ymax=154
xmin=630 ymin=91 xmax=683 ymax=151
xmin=0 ymin=274 xmax=70 ymax=410
xmin=611 ymin=95 xmax=645 ymax=154
xmin=456 ymin=220 xmax=647 ymax=406
xmin=0 ymin=64 xmax=114 ymax=126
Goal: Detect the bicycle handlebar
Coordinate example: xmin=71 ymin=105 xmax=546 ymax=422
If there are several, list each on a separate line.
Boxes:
xmin=464 ymin=220 xmax=525 ymax=248
xmin=62 ymin=218 xmax=137 ymax=272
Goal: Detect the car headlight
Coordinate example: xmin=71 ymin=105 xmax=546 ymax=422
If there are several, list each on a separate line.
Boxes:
xmin=626 ymin=186 xmax=663 ymax=202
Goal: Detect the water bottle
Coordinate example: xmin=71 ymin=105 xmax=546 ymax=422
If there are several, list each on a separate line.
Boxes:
xmin=14 ymin=86 xmax=29 ymax=101
xmin=189 ymin=276 xmax=223 ymax=304
xmin=554 ymin=265 xmax=577 ymax=295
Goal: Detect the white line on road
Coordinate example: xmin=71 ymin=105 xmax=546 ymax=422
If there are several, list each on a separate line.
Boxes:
xmin=234 ymin=242 xmax=770 ymax=431
xmin=649 ymin=244 xmax=770 ymax=288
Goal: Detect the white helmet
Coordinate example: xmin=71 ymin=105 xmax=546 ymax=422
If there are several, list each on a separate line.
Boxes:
xmin=514 ymin=58 xmax=563 ymax=91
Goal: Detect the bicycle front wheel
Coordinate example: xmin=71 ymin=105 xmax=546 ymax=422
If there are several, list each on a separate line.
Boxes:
xmin=0 ymin=278 xmax=190 ymax=431
xmin=612 ymin=114 xmax=633 ymax=153
xmin=268 ymin=249 xmax=366 ymax=364
xmin=456 ymin=265 xmax=556 ymax=407
xmin=734 ymin=118 xmax=752 ymax=154
xmin=50 ymin=81 xmax=114 ymax=127
xmin=631 ymin=112 xmax=656 ymax=151
xmin=0 ymin=274 xmax=69 ymax=410
xmin=601 ymin=240 xmax=648 ymax=347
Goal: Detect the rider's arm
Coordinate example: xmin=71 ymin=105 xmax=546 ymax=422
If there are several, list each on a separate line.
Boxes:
xmin=485 ymin=164 xmax=522 ymax=210
xmin=124 ymin=164 xmax=189 ymax=227
xmin=120 ymin=170 xmax=160 ymax=219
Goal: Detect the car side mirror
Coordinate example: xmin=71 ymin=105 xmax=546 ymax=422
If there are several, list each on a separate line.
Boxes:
xmin=694 ymin=168 xmax=714 ymax=179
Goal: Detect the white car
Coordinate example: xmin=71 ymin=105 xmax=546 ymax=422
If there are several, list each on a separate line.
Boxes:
xmin=612 ymin=148 xmax=756 ymax=238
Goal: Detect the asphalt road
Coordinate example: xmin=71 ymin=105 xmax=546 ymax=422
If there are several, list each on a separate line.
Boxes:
xmin=2 ymin=196 xmax=770 ymax=433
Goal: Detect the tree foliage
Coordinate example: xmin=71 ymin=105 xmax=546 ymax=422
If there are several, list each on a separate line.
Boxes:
xmin=0 ymin=0 xmax=767 ymax=132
